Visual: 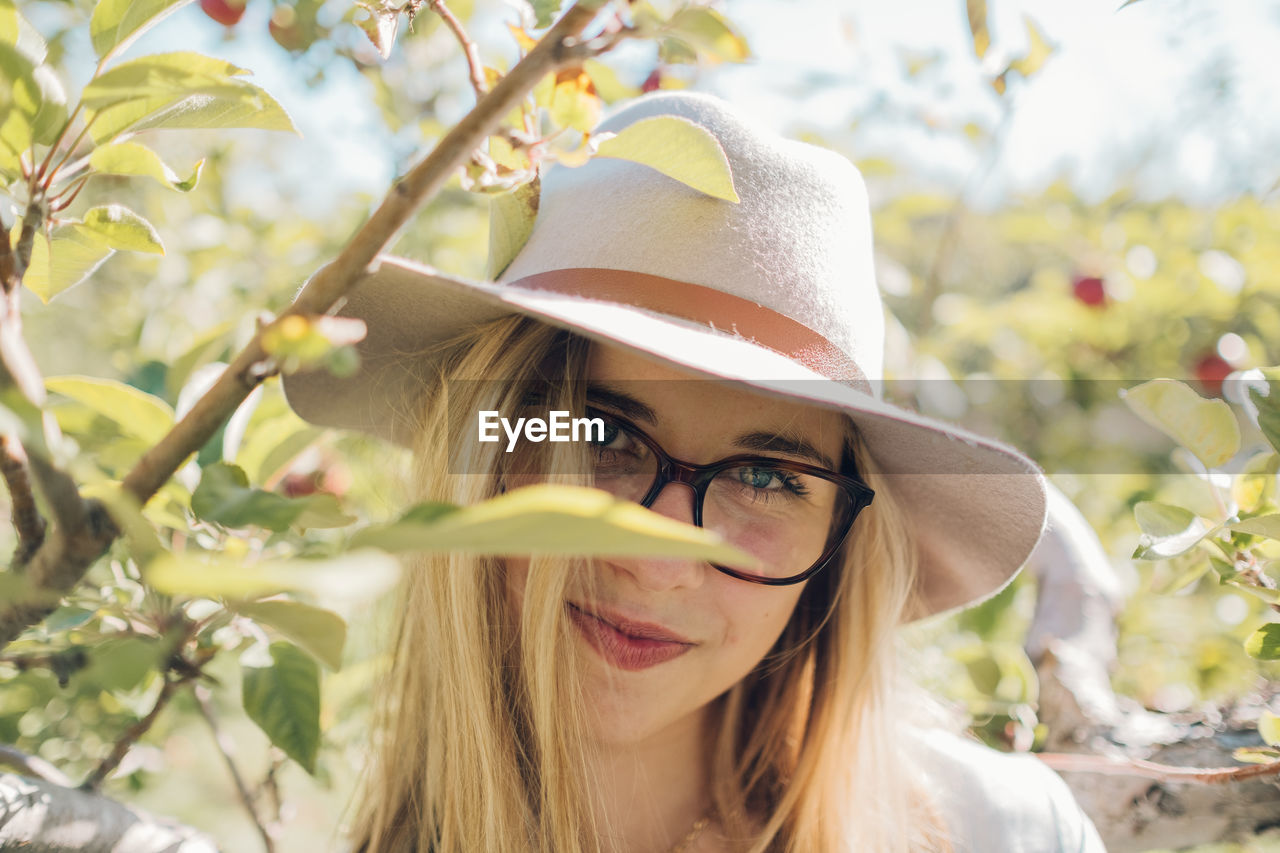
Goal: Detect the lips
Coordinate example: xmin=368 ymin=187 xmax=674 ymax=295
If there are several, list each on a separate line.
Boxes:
xmin=567 ymin=602 xmax=695 ymax=671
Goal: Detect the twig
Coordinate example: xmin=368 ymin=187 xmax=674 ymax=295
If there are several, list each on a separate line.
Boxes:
xmin=427 ymin=0 xmax=487 ymax=100
xmin=1037 ymin=751 xmax=1280 ymax=785
xmin=195 ymin=684 xmax=276 ymax=853
xmin=0 ymin=434 xmax=47 ymax=566
xmin=118 ymin=0 xmax=609 ymax=509
xmin=0 ymin=744 xmax=73 ymax=786
xmin=80 ymin=669 xmax=196 ymax=791
xmin=49 ymin=174 xmax=92 ymax=214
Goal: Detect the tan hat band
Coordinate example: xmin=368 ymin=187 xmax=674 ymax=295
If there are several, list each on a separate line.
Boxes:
xmin=509 ymin=268 xmax=872 ymax=394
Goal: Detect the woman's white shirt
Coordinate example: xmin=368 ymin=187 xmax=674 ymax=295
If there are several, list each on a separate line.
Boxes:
xmin=907 ymin=728 xmax=1108 ymax=852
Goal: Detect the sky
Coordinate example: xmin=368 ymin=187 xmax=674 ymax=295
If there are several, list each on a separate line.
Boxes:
xmin=45 ymin=0 xmax=1280 ymax=211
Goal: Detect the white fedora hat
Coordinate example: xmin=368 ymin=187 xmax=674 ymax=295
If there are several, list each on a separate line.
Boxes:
xmin=283 ymin=91 xmax=1047 ymax=617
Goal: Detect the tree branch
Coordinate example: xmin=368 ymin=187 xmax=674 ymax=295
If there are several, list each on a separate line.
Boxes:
xmin=194 ymin=684 xmax=276 ymax=853
xmin=0 ymin=744 xmax=72 ymax=787
xmin=1038 ymin=751 xmax=1280 ymax=785
xmin=427 ymin=0 xmax=487 ymax=100
xmin=81 ymin=670 xmax=196 ymax=792
xmin=0 ymin=434 xmax=47 ymax=566
xmin=0 ymin=0 xmax=615 ymax=653
xmin=118 ymin=0 xmax=610 ymax=508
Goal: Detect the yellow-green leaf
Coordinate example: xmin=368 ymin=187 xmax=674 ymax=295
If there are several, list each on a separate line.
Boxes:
xmin=1229 ymin=514 xmax=1280 ymax=540
xmin=1260 ymin=711 xmax=1280 ymax=748
xmin=966 ymin=0 xmax=989 ymax=59
xmin=22 ymin=224 xmax=114 ymax=302
xmin=1232 ymin=747 xmax=1280 ymax=765
xmin=349 ymin=483 xmax=761 ymax=571
xmin=80 ymin=204 xmax=163 ymax=254
xmin=90 ymin=0 xmax=196 ymax=62
xmin=144 ymin=549 xmax=402 ymax=601
xmin=1009 ymin=16 xmax=1054 ymax=78
xmin=596 ymin=115 xmax=739 ymax=203
xmin=664 ymin=7 xmax=748 ymax=64
xmin=90 ymin=87 xmax=298 ymax=144
xmin=81 ymin=51 xmax=250 ymax=110
xmin=1233 ymin=451 xmax=1279 ymax=513
xmin=46 ymin=375 xmax=175 ymax=444
xmin=487 ymin=177 xmax=539 ymax=279
xmin=1244 ymin=623 xmax=1280 ymax=660
xmin=1120 ymin=379 xmax=1241 ymax=469
xmin=90 ymin=141 xmax=202 ymax=191
xmin=230 ymin=599 xmax=346 ymax=671
xmin=548 ymin=68 xmax=600 ymax=134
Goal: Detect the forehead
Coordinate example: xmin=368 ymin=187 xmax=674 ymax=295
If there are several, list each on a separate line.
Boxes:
xmin=585 ymin=342 xmax=850 ymax=462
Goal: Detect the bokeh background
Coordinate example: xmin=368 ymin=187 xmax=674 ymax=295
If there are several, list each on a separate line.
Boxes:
xmin=3 ymin=0 xmax=1280 ymax=850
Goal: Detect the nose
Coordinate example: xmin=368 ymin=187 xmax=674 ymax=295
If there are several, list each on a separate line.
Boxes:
xmin=615 ymin=480 xmax=706 ymax=592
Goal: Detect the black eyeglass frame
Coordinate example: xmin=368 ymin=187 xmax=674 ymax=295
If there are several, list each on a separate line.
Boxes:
xmin=585 ymin=406 xmax=875 ymax=586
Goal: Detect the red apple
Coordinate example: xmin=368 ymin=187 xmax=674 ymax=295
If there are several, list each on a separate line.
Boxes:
xmin=1072 ymin=275 xmax=1106 ymax=307
xmin=1194 ymin=353 xmax=1232 ymax=397
xmin=200 ymin=0 xmax=246 ymax=27
xmin=641 ymin=69 xmax=662 ymax=93
xmin=279 ymin=471 xmax=323 ymax=498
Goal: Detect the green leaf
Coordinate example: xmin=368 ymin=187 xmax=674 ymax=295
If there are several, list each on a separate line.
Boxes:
xmin=664 ymin=7 xmax=748 ymax=63
xmin=596 ymin=115 xmax=740 ymax=203
xmin=1229 ymin=514 xmax=1280 ymax=540
xmin=1153 ymin=550 xmax=1211 ymax=595
xmin=1244 ymin=623 xmax=1280 ymax=660
xmin=81 ymin=52 xmax=250 ymax=110
xmin=530 ymin=0 xmax=561 ymax=28
xmin=487 ymin=177 xmax=539 ymax=279
xmin=145 ymin=549 xmax=401 ymax=601
xmin=90 ymin=0 xmax=196 ymax=63
xmin=349 ymin=483 xmax=762 ymax=571
xmin=1260 ymin=711 xmax=1280 ymax=748
xmin=230 ymin=599 xmax=346 ymax=671
xmin=84 ymin=636 xmax=163 ymax=692
xmin=22 ymin=224 xmax=115 ymax=302
xmin=0 ymin=0 xmax=17 ymax=46
xmin=46 ymin=375 xmax=175 ymax=444
xmin=90 ymin=141 xmax=203 ymax=191
xmin=192 ymin=462 xmax=352 ymax=531
xmin=1132 ymin=501 xmax=1206 ymax=560
xmin=81 ymin=480 xmax=165 ymax=564
xmin=0 ymin=42 xmax=65 ymax=162
xmin=1120 ymin=379 xmax=1241 ymax=469
xmin=90 ymin=87 xmax=297 ymax=144
xmin=81 ymin=204 xmax=164 ymax=254
xmin=242 ymin=642 xmax=320 ymax=774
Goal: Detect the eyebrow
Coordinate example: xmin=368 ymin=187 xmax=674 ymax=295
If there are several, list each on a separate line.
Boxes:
xmin=586 ymin=382 xmax=837 ymax=470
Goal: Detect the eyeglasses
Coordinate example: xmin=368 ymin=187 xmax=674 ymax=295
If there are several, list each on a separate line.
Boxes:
xmin=583 ymin=406 xmax=874 ymax=585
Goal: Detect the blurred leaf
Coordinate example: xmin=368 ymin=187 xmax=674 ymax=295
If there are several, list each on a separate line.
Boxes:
xmin=1244 ymin=623 xmax=1280 ymax=660
xmin=531 ymin=0 xmax=561 ymax=28
xmin=242 ymin=641 xmax=320 ymax=774
xmin=230 ymin=599 xmax=346 ymax=671
xmin=0 ymin=43 xmax=66 ymax=170
xmin=44 ymin=606 xmax=96 ymax=633
xmin=90 ymin=0 xmax=195 ymax=62
xmin=89 ymin=142 xmax=203 ymax=191
xmin=1229 ymin=514 xmax=1280 ymax=540
xmin=665 ymin=7 xmax=748 ymax=64
xmin=83 ymin=636 xmax=163 ymax=692
xmin=81 ymin=204 xmax=164 ymax=254
xmin=82 ymin=480 xmax=165 ymax=563
xmin=487 ymin=177 xmax=538 ymax=279
xmin=1121 ymin=379 xmax=1240 ymax=469
xmin=1233 ymin=451 xmax=1279 ymax=513
xmin=46 ymin=375 xmax=175 ymax=444
xmin=1132 ymin=501 xmax=1207 ymax=560
xmin=1154 ymin=549 xmax=1211 ymax=594
xmin=966 ymin=0 xmax=989 ymax=59
xmin=1260 ymin=710 xmax=1280 ymax=747
xmin=583 ymin=59 xmax=638 ymax=103
xmin=1250 ymin=373 xmax=1280 ymax=454
xmin=1232 ymin=747 xmax=1280 ymax=765
xmin=234 ymin=415 xmax=321 ymax=485
xmin=0 ymin=0 xmax=16 ymax=45
xmin=145 ymin=549 xmax=401 ymax=600
xmin=192 ymin=462 xmax=352 ymax=531
xmin=596 ymin=115 xmax=739 ymax=203
xmin=22 ymin=224 xmax=115 ymax=302
xmin=354 ymin=0 xmax=398 ymax=60
xmin=349 ymin=484 xmax=761 ymax=570
xmin=261 ymin=315 xmax=366 ymax=375
xmin=1009 ymin=16 xmax=1053 ymax=78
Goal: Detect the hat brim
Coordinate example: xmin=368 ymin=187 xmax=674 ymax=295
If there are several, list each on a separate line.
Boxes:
xmin=283 ymin=256 xmax=1046 ymax=617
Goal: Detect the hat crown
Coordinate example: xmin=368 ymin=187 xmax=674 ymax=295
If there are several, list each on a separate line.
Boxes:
xmin=501 ymin=92 xmax=885 ymax=381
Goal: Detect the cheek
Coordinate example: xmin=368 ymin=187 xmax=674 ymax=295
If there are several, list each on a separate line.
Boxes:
xmin=716 ymin=584 xmax=805 ymax=668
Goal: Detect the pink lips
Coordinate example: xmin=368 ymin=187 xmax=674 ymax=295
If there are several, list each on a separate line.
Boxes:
xmin=567 ymin=603 xmax=695 ymax=671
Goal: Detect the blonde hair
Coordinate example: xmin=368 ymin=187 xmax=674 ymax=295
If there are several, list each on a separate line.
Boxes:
xmin=347 ymin=315 xmax=950 ymax=852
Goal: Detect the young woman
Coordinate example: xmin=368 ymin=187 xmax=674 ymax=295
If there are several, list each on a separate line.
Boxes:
xmin=285 ymin=92 xmax=1105 ymax=852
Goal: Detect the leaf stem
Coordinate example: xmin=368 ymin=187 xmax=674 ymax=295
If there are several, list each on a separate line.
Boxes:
xmin=427 ymin=0 xmax=488 ymax=100
xmin=195 ymin=684 xmax=277 ymax=853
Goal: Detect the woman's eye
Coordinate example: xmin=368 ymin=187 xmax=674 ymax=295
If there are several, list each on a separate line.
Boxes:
xmin=738 ymin=467 xmax=782 ymax=489
xmin=590 ymin=421 xmax=623 ymax=449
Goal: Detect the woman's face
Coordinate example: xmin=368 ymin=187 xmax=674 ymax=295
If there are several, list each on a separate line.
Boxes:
xmin=505 ymin=342 xmax=850 ymax=747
